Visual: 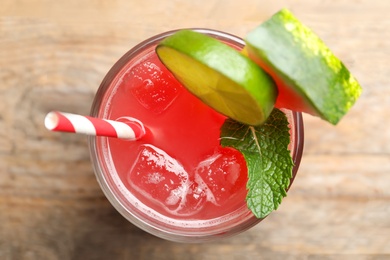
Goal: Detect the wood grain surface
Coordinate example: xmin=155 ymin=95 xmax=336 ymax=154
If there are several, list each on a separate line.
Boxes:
xmin=1 ymin=0 xmax=389 ymax=259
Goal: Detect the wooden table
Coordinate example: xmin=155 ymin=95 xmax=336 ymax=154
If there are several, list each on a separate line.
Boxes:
xmin=1 ymin=0 xmax=389 ymax=259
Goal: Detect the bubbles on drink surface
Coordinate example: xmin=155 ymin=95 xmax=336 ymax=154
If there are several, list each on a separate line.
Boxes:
xmin=126 ymin=60 xmax=180 ymax=114
xmin=127 ymin=145 xmax=247 ymax=217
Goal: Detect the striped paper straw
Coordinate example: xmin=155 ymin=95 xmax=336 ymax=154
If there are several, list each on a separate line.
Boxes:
xmin=44 ymin=111 xmax=145 ymax=140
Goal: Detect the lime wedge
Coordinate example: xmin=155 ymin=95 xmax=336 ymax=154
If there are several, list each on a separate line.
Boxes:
xmin=156 ymin=30 xmax=277 ymax=126
xmin=245 ymin=8 xmax=362 ymax=125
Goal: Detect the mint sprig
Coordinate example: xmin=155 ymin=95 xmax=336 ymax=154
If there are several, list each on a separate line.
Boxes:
xmin=220 ymin=108 xmax=293 ymax=218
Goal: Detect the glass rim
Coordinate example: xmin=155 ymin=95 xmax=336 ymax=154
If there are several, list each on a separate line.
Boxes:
xmin=88 ymin=28 xmax=304 ymax=243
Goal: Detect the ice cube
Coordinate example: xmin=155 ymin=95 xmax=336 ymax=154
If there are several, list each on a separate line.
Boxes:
xmin=126 ymin=60 xmax=180 ymax=114
xmin=174 ymin=178 xmax=209 ymax=216
xmin=128 ymin=144 xmax=189 ymax=211
xmin=195 ymin=148 xmax=247 ymax=205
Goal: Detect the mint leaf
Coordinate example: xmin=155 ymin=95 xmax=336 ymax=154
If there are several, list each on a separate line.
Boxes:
xmin=220 ymin=108 xmax=293 ymax=218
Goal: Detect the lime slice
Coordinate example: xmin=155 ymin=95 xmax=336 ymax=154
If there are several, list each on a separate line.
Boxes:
xmin=156 ymin=30 xmax=277 ymax=126
xmin=245 ymin=8 xmax=362 ymax=125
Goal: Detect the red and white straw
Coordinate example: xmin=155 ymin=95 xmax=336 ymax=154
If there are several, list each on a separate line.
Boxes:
xmin=44 ymin=111 xmax=145 ymax=140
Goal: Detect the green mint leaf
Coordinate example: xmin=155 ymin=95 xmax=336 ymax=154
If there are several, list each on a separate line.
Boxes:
xmin=220 ymin=108 xmax=293 ymax=218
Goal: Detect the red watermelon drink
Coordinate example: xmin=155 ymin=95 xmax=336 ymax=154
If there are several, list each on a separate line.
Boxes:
xmin=89 ymin=29 xmax=304 ymax=242
xmin=46 ymin=8 xmax=360 ymax=243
